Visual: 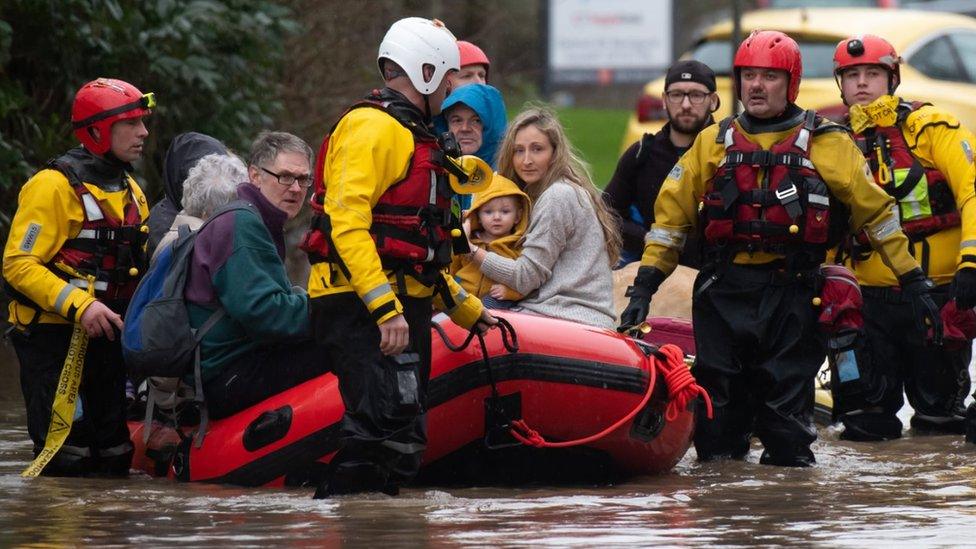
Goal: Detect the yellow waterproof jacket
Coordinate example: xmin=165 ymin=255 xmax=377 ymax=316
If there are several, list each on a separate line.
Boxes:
xmin=450 ymin=174 xmax=531 ymax=300
xmin=306 ymin=106 xmax=483 ymax=328
xmin=846 ymin=104 xmax=976 ymax=286
xmin=4 ymin=167 xmax=149 ymax=327
xmin=640 ymin=113 xmax=919 ymax=280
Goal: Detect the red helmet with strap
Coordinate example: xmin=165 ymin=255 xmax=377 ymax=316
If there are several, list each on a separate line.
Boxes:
xmin=833 ymin=34 xmax=901 ymax=94
xmin=71 ymin=78 xmax=155 ymax=155
xmin=734 ymin=30 xmax=802 ymax=102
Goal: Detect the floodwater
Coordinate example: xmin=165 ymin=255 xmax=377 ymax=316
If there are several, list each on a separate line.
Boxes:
xmin=2 ymin=341 xmax=976 ymax=547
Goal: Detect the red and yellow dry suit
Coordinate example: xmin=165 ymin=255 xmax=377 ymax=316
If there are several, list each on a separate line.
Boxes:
xmin=305 ymin=88 xmax=483 ymax=494
xmin=834 ymin=99 xmax=976 ymax=438
xmin=638 ymin=107 xmax=921 ymax=465
xmin=4 ymin=147 xmax=148 ymax=476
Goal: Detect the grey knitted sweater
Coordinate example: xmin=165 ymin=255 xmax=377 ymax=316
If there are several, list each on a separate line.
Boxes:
xmin=480 ymin=181 xmax=615 ymax=329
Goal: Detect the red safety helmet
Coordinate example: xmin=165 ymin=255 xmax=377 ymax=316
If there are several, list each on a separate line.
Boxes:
xmin=458 ymin=40 xmax=490 ymax=77
xmin=833 ymin=35 xmax=901 ymax=95
xmin=733 ymin=30 xmax=802 ymax=103
xmin=71 ymin=78 xmax=155 ymax=155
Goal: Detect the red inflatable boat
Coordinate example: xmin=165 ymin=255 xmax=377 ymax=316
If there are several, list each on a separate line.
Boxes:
xmin=129 ymin=311 xmax=707 ymax=487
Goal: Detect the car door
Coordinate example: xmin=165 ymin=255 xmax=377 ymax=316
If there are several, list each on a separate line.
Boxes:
xmin=901 ymin=31 xmax=976 ymax=131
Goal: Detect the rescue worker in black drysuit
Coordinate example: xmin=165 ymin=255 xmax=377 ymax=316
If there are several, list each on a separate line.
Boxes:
xmin=4 ymin=78 xmax=153 ymax=476
xmin=619 ymin=31 xmax=942 ymax=467
xmin=831 ymin=34 xmax=976 ymax=441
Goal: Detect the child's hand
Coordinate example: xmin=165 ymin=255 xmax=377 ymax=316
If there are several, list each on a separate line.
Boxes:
xmin=489 ymin=284 xmax=509 ymax=299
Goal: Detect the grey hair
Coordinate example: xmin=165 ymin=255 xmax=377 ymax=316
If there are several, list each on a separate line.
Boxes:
xmin=248 ymin=131 xmax=313 ymax=170
xmin=181 ymin=153 xmax=247 ymax=218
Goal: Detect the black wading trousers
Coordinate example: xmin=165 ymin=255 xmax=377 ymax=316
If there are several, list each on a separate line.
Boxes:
xmin=310 ymin=293 xmax=432 ymax=495
xmin=12 ymin=324 xmax=133 ymax=476
xmin=692 ymin=264 xmax=824 ymax=467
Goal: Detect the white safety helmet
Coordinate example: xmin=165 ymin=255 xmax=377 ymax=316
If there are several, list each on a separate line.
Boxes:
xmin=377 ymin=17 xmax=460 ymax=95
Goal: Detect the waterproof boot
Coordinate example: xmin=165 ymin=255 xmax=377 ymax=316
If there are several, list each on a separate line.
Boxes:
xmin=965 ymin=404 xmax=976 ymax=444
xmin=695 ymin=446 xmax=750 ymax=462
xmin=909 ymin=413 xmax=966 ymax=435
xmin=839 ymin=408 xmax=903 ymax=441
xmin=312 ymin=462 xmax=397 ymax=499
xmin=92 ymin=448 xmax=134 ymax=477
xmin=38 ymin=446 xmax=94 ymax=477
xmin=758 ymin=447 xmax=815 ymax=467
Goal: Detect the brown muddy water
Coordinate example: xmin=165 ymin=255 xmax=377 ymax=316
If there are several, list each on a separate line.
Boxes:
xmin=2 ymin=340 xmax=975 ymax=548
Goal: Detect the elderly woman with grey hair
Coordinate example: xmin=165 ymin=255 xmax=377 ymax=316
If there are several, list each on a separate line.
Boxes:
xmin=151 ymin=152 xmax=246 ymax=260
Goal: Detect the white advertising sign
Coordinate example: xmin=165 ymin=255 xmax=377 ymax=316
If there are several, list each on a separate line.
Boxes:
xmin=549 ymin=0 xmax=672 ymax=79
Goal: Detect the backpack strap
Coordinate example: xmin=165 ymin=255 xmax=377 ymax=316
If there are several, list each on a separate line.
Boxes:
xmin=188 ymin=199 xmax=255 ymax=447
xmin=192 ymin=343 xmax=209 ymax=448
xmin=142 ymin=204 xmax=254 ymax=447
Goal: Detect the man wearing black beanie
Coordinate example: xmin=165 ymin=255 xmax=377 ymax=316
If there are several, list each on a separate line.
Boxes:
xmin=604 ymin=60 xmax=719 ymax=266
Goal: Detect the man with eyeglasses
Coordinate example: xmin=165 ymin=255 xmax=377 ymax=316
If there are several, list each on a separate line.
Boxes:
xmin=4 ymin=78 xmax=153 ymax=476
xmin=184 ymin=131 xmax=332 ymax=421
xmin=604 ymin=60 xmax=719 ymax=267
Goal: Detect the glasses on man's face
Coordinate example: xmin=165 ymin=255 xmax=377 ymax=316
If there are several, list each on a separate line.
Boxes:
xmin=260 ymin=166 xmax=313 ymax=189
xmin=665 ymin=90 xmax=709 ymax=105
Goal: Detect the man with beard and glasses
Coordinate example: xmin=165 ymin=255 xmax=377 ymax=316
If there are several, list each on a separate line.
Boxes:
xmin=604 ymin=60 xmax=719 ymax=268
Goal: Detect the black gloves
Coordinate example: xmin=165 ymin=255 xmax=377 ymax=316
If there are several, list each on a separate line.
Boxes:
xmin=952 ymin=267 xmax=976 ymax=310
xmin=618 ymin=266 xmax=667 ymax=331
xmin=899 ymin=268 xmax=943 ymax=346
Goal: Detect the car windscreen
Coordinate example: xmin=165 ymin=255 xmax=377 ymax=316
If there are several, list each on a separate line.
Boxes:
xmin=690 ymin=39 xmax=838 ymax=79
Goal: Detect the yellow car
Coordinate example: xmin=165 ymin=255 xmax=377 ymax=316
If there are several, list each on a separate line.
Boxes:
xmin=621 ymin=7 xmax=976 ymax=152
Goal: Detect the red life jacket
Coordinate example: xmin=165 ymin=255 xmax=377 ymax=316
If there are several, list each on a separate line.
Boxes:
xmin=854 ymin=100 xmax=959 ymax=239
xmin=301 ymin=91 xmax=460 ymax=283
xmin=701 ymin=110 xmax=833 ymax=257
xmin=47 ymin=158 xmax=146 ymax=303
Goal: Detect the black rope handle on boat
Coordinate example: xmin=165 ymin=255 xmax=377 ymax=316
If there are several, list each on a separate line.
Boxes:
xmin=431 ymin=317 xmax=519 ymax=409
xmin=431 ymin=316 xmax=518 ymax=354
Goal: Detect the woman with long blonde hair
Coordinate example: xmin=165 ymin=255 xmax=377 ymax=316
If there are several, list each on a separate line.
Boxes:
xmin=466 ymin=106 xmax=621 ymax=329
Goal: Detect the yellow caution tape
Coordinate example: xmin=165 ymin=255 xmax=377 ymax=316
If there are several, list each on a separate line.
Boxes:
xmin=21 ymin=278 xmax=94 ymax=478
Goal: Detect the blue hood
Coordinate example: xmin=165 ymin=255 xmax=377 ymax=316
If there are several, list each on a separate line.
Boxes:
xmin=435 ymin=84 xmax=507 ymax=168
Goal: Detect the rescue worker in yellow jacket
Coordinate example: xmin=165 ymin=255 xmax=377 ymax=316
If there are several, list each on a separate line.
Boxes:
xmin=4 ymin=78 xmax=152 ymax=476
xmin=304 ymin=17 xmax=495 ymax=497
xmin=619 ymin=31 xmax=941 ymax=467
xmin=831 ymin=35 xmax=976 ymax=441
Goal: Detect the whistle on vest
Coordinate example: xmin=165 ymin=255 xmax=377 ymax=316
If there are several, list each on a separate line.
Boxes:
xmin=444 ymin=155 xmax=493 ymax=195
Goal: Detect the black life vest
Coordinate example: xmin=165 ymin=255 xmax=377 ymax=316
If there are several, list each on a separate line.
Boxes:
xmin=701 ymin=110 xmax=833 ymax=258
xmin=300 ymin=90 xmax=462 ymax=285
xmin=854 ymin=100 xmax=959 ymax=239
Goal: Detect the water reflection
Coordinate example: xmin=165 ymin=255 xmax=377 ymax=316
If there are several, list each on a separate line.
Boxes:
xmin=2 ymin=341 xmax=976 ymax=546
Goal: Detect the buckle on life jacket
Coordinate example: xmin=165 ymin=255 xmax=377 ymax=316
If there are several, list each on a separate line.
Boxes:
xmin=774 ymin=182 xmax=798 ymax=203
xmin=774 ymin=181 xmax=803 ymax=220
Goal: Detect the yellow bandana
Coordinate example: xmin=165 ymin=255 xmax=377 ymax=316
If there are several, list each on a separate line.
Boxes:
xmin=848 ymin=94 xmax=899 ymax=133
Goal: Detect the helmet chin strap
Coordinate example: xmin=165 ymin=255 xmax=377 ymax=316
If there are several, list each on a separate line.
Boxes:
xmin=423 ymin=94 xmax=432 ymax=123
